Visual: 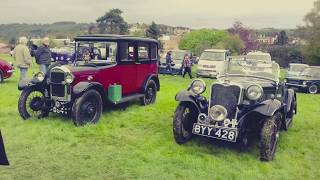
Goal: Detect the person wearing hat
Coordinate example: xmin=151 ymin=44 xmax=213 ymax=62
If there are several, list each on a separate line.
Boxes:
xmin=35 ymin=37 xmax=52 ymax=74
xmin=12 ymin=36 xmax=32 ymax=81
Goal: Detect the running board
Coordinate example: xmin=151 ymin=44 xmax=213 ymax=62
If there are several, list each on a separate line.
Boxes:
xmin=112 ymin=94 xmax=145 ymax=104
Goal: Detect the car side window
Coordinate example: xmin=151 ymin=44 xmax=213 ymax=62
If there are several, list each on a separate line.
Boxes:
xmin=138 ymin=43 xmax=150 ymax=61
xmin=150 ymin=43 xmax=158 ymax=60
xmin=119 ymin=42 xmax=135 ymax=62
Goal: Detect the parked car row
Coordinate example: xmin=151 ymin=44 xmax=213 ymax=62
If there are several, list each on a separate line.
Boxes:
xmin=1 ymin=34 xmax=316 ymax=161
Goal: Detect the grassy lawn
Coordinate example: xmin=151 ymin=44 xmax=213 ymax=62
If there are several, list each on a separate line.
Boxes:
xmin=0 ymin=54 xmax=320 ymax=179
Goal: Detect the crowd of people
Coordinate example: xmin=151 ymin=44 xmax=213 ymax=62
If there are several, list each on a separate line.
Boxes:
xmin=165 ymin=51 xmax=193 ymax=79
xmin=11 ymin=36 xmax=52 ymax=82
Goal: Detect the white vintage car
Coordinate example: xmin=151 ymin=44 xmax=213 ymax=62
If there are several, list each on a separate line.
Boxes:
xmin=197 ymin=49 xmax=229 ymax=78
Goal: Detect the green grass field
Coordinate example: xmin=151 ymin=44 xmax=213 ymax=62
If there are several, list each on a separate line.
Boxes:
xmin=0 ymin=54 xmax=319 ymax=180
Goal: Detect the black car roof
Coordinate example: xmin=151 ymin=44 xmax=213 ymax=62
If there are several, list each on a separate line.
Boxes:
xmin=74 ymin=34 xmax=159 ymax=44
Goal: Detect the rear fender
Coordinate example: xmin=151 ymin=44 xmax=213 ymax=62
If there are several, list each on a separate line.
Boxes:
xmin=141 ymin=74 xmax=160 ymax=92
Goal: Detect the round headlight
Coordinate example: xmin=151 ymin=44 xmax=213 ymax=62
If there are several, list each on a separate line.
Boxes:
xmin=65 ymin=73 xmax=74 ymax=84
xmin=284 ymin=79 xmax=287 ymax=83
xmin=209 ymin=105 xmax=227 ymax=121
xmin=303 ymin=81 xmax=307 ymax=85
xmin=60 ymin=56 xmax=64 ymax=60
xmin=246 ymin=84 xmax=263 ymax=101
xmin=190 ymin=79 xmax=206 ymax=94
xmin=35 ymin=72 xmax=45 ymax=81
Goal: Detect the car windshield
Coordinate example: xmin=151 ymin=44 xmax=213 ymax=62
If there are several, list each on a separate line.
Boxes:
xmin=75 ymin=41 xmax=117 ymax=66
xmin=246 ymin=54 xmax=271 ymax=62
xmin=200 ymin=52 xmax=225 ymax=61
xmin=171 ymin=51 xmax=188 ymax=61
xmin=300 ymin=67 xmax=320 ymax=78
xmin=289 ymin=64 xmax=308 ymax=72
xmin=218 ymin=60 xmax=280 ymax=82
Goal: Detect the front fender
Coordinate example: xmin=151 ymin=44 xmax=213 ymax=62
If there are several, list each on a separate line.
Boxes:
xmin=18 ymin=78 xmax=45 ymax=90
xmin=251 ymin=99 xmax=282 ymax=117
xmin=175 ymin=90 xmax=206 ymax=114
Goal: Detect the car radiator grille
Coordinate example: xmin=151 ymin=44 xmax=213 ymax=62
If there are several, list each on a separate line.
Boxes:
xmin=50 ymin=71 xmax=65 ymax=98
xmin=210 ymin=84 xmax=241 ymax=120
xmin=51 ymin=72 xmax=65 ymax=83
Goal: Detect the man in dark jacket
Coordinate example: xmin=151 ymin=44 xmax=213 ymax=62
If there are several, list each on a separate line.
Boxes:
xmin=35 ymin=37 xmax=51 ymax=74
xmin=165 ymin=51 xmax=173 ymax=74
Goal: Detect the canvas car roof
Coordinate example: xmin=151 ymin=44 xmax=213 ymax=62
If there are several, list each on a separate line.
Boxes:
xmin=74 ymin=34 xmax=159 ymax=44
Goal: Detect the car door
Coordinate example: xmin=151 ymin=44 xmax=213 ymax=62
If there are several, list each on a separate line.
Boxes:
xmin=136 ymin=42 xmax=152 ymax=88
xmin=117 ymin=41 xmax=138 ymax=95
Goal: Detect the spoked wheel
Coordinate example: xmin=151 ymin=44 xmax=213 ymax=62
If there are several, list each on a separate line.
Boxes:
xmin=18 ymin=88 xmax=49 ymax=119
xmin=173 ymin=102 xmax=198 ymax=144
xmin=140 ymin=80 xmax=157 ymax=105
xmin=72 ymin=89 xmax=102 ymax=126
xmin=260 ymin=113 xmax=281 ymax=161
xmin=308 ymin=84 xmax=318 ymax=94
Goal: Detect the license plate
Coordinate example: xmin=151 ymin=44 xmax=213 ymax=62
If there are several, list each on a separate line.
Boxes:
xmin=192 ymin=123 xmax=238 ymax=142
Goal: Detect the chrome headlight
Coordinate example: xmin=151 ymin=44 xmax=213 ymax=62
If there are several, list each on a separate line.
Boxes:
xmin=65 ymin=73 xmax=74 ymax=84
xmin=303 ymin=81 xmax=307 ymax=85
xmin=190 ymin=79 xmax=206 ymax=94
xmin=209 ymin=105 xmax=227 ymax=121
xmin=34 ymin=72 xmax=45 ymax=81
xmin=284 ymin=79 xmax=287 ymax=83
xmin=246 ymin=84 xmax=263 ymax=101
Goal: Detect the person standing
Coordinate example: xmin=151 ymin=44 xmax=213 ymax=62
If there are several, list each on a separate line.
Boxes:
xmin=182 ymin=54 xmax=193 ymax=79
xmin=35 ymin=37 xmax=51 ymax=74
xmin=165 ymin=51 xmax=173 ymax=74
xmin=13 ymin=37 xmax=32 ymax=81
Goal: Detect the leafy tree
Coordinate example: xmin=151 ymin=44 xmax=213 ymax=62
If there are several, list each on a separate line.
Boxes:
xmin=130 ymin=30 xmax=146 ymax=37
xmin=146 ymin=22 xmax=160 ymax=39
xmin=298 ymin=0 xmax=320 ymax=65
xmin=179 ymin=29 xmax=228 ymax=55
xmin=275 ymin=30 xmax=288 ymax=45
xmin=88 ymin=25 xmax=99 ymax=34
xmin=96 ymin=9 xmax=129 ymax=34
xmin=194 ymin=41 xmax=212 ymax=56
xmin=228 ymin=21 xmax=259 ymax=53
xmin=214 ymin=35 xmax=245 ymax=55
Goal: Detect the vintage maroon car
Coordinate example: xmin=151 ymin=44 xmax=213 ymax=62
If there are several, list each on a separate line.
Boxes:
xmin=18 ymin=35 xmax=160 ymax=126
xmin=0 ymin=59 xmax=14 ymax=83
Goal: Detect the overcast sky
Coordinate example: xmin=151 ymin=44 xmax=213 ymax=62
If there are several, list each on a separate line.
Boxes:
xmin=0 ymin=0 xmax=316 ymax=29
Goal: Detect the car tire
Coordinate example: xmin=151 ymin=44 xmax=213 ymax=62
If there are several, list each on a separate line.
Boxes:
xmin=18 ymin=87 xmax=49 ymax=119
xmin=173 ymin=102 xmax=198 ymax=144
xmin=72 ymin=89 xmax=103 ymax=126
xmin=260 ymin=113 xmax=281 ymax=161
xmin=0 ymin=70 xmax=4 ymax=83
xmin=308 ymin=84 xmax=318 ymax=94
xmin=140 ymin=80 xmax=157 ymax=105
